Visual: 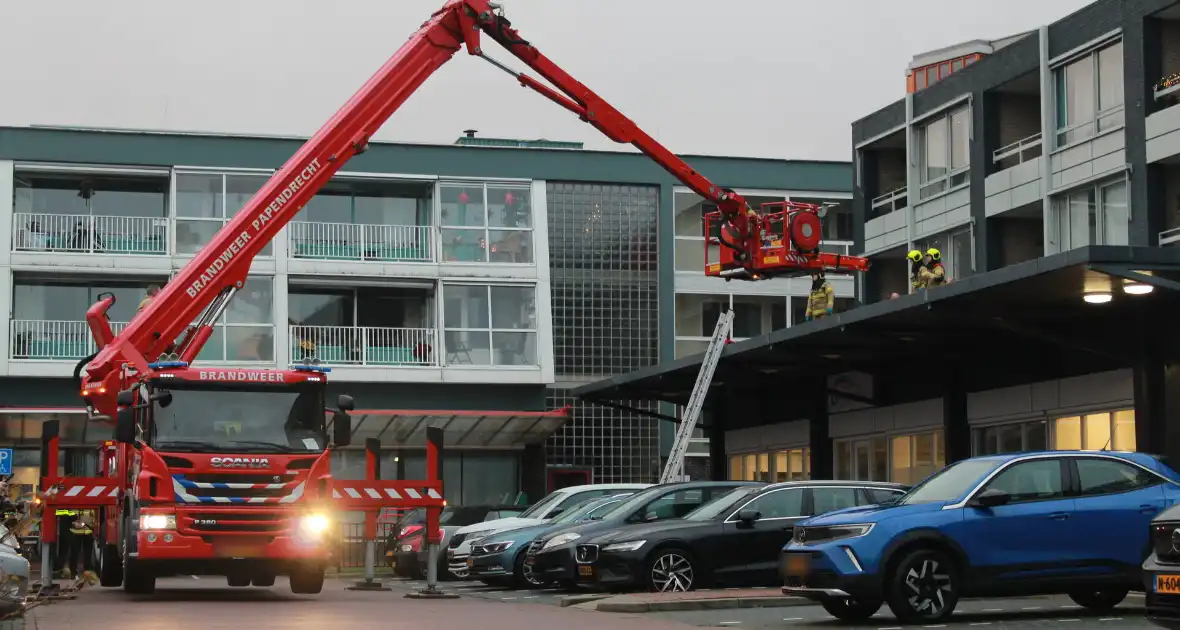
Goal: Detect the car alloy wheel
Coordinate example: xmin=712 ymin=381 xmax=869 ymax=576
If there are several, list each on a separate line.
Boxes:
xmin=886 ymin=549 xmax=959 ymax=624
xmin=522 ymin=558 xmax=544 ymax=586
xmin=905 ymin=558 xmax=952 ymax=615
xmin=649 ymin=551 xmax=694 ymax=593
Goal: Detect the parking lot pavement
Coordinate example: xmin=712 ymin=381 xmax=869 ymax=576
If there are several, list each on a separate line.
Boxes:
xmin=24 ymin=576 xmax=699 ymax=630
xmin=384 ymin=577 xmax=571 ymax=605
xmin=648 ymin=594 xmax=1149 ymax=629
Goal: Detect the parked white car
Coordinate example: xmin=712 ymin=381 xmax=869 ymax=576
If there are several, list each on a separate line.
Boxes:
xmin=446 ymin=483 xmax=650 ymax=578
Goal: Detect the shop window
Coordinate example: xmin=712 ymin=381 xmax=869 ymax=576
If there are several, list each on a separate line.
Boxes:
xmin=973 ymin=420 xmax=1048 ymax=455
xmin=774 ymin=448 xmax=811 ymax=481
xmin=1053 ymin=409 xmax=1135 ymax=451
xmin=729 ymin=448 xmax=810 ymax=481
xmin=835 ymin=436 xmax=889 ymax=481
xmin=890 ymin=431 xmax=945 ymax=485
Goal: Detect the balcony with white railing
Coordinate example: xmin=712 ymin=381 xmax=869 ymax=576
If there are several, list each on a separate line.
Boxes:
xmin=1161 ymin=227 xmax=1180 ymax=247
xmin=288 ymin=222 xmax=434 ymax=263
xmin=992 ymin=132 xmax=1043 ymax=170
xmin=289 ymin=325 xmax=438 ymax=367
xmin=11 ymin=320 xmax=129 ymax=361
xmin=12 ymin=213 xmax=168 ymax=256
xmin=985 ymin=132 xmax=1044 ymax=218
xmin=871 ymin=186 xmax=908 ymax=218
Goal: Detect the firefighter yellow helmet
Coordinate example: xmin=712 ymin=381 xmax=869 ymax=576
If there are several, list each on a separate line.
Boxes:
xmin=926 ymin=248 xmax=941 ymax=261
xmin=907 ymin=249 xmax=922 ymax=262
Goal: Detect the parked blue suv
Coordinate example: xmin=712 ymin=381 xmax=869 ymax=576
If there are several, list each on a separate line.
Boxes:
xmin=782 ymin=451 xmax=1180 ymax=624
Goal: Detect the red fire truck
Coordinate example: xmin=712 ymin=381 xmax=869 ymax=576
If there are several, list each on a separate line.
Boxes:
xmin=38 ymin=0 xmax=867 ymax=597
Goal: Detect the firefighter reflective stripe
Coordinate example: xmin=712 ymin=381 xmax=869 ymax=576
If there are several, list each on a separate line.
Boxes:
xmin=55 ymin=509 xmax=78 ymax=517
xmin=806 ymin=284 xmax=834 ymax=317
xmin=69 ymin=525 xmax=93 ymax=535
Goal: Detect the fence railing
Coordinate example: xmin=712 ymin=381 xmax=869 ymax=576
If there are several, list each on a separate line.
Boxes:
xmin=337 ymin=522 xmax=398 ymax=569
xmin=870 ymin=186 xmax=908 ymax=217
xmin=12 ymin=213 xmax=168 ymax=256
xmin=1161 ymin=227 xmax=1180 ymax=247
xmin=290 ymin=325 xmax=438 ymax=367
xmin=11 ymin=320 xmax=129 ymax=360
xmin=992 ymin=132 xmax=1043 ymax=169
xmin=289 ymin=222 xmax=434 ymax=263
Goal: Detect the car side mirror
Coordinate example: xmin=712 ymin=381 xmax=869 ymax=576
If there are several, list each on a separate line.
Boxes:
xmin=114 ymin=408 xmax=136 ymax=445
xmin=643 ymin=511 xmax=660 ymax=522
xmin=150 ymin=390 xmax=172 ymax=408
xmin=331 ymin=410 xmax=352 ymax=447
xmin=115 ymin=389 xmax=135 ymax=407
xmin=968 ymin=488 xmax=1011 ymax=509
xmin=737 ymin=509 xmax=761 ymax=524
xmin=337 ymin=394 xmax=355 ymax=412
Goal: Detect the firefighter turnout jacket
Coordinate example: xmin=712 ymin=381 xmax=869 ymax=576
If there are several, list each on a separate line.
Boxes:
xmin=917 ymin=262 xmax=946 ymax=289
xmin=805 ymin=282 xmax=835 ymax=320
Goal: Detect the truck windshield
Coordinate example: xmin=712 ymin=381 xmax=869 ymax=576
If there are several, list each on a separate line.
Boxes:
xmin=151 ymin=384 xmax=326 ymax=453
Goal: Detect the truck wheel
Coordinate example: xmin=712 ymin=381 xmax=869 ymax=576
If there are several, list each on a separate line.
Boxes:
xmin=122 ymin=558 xmax=155 ymax=595
xmin=227 ymin=575 xmax=251 ymax=587
xmin=252 ymin=574 xmax=276 ymax=587
xmin=98 ymin=543 xmax=123 ymax=587
xmin=289 ymin=566 xmax=324 ymax=594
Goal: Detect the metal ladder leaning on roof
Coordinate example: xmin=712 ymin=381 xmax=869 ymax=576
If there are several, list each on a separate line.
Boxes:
xmin=660 ymin=310 xmax=735 ymax=484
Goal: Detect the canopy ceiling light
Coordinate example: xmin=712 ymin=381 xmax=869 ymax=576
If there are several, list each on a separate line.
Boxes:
xmin=1083 ymin=292 xmax=1113 ymax=304
xmin=1122 ymin=282 xmax=1154 ymax=295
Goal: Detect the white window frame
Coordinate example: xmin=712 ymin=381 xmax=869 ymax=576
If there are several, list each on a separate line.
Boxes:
xmin=439 ymin=281 xmax=539 ymax=368
xmin=971 ymin=418 xmax=1049 ymax=456
xmin=916 ymin=225 xmax=973 ymax=284
xmin=728 ymin=447 xmax=811 ymax=482
xmin=1050 ymin=176 xmax=1128 ymax=252
xmin=670 ymin=188 xmax=853 ymax=274
xmin=1054 ymin=40 xmax=1125 ymax=149
xmin=172 ymin=170 xmax=276 ymax=258
xmin=918 ymin=105 xmax=971 ymax=201
xmin=178 ymin=273 xmax=277 ymax=365
xmin=1049 ymin=408 xmax=1136 ymax=451
xmin=437 ymin=181 xmax=535 ymax=266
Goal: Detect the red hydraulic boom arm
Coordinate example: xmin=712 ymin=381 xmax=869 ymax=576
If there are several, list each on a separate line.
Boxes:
xmin=81 ymin=0 xmax=868 ymax=414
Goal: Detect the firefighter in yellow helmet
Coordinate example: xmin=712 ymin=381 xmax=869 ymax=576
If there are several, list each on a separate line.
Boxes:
xmin=907 ymin=249 xmax=925 ymax=292
xmin=804 ymin=270 xmax=835 ymax=321
xmin=917 ymin=248 xmax=947 ymax=289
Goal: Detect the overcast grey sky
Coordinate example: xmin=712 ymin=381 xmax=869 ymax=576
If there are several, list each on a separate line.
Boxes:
xmin=2 ymin=0 xmax=1092 ymax=161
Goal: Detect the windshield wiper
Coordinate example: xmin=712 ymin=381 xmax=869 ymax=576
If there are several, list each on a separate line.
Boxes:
xmin=227 ymin=440 xmax=302 ymax=453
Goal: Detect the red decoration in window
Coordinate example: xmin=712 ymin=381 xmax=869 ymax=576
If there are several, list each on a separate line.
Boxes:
xmin=504 ymin=191 xmax=515 ymax=205
xmin=459 ymin=191 xmax=470 ymax=204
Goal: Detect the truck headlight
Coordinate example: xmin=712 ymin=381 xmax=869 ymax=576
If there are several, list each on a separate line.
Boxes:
xmin=299 ymin=513 xmax=330 ymax=537
xmin=139 ymin=514 xmax=176 ymax=530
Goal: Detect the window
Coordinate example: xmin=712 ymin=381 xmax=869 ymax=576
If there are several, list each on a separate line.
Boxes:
xmin=1055 ymin=41 xmax=1124 ymax=147
xmin=1053 ymin=409 xmax=1136 ymax=451
xmin=973 ymin=420 xmax=1048 ymax=455
xmin=891 ymin=431 xmax=946 ymax=485
xmin=674 ymin=293 xmax=787 ymax=358
xmin=729 ymin=448 xmax=810 ymax=482
xmin=812 ymin=487 xmax=860 ymax=514
xmin=13 ymin=171 xmax=169 ymax=255
xmin=11 ymin=281 xmax=165 ymax=360
xmin=672 ymin=190 xmax=788 ymax=273
xmin=646 ymin=488 xmax=712 ymax=520
xmin=917 ymin=228 xmax=972 ymax=283
xmin=866 ymin=488 xmax=906 ymax=504
xmin=442 ymin=284 xmax=537 ymax=366
xmin=192 ymin=276 xmax=276 ymax=363
xmin=439 ymin=182 xmax=533 ymax=264
xmin=175 ymin=172 xmax=273 ymax=256
xmin=835 ymin=436 xmax=889 ymax=481
xmin=919 ymin=106 xmax=971 ymax=200
xmin=1075 ymin=458 xmax=1161 ymax=496
xmin=1052 ymin=179 xmax=1127 ymax=252
xmin=984 ymin=459 xmax=1065 ymax=502
xmin=740 ymin=488 xmax=805 ymax=519
xmin=789 ymin=197 xmax=854 ymax=245
xmin=290 ymin=178 xmax=433 ymax=262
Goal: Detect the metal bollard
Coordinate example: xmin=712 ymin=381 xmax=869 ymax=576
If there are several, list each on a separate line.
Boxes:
xmin=405 ymin=541 xmax=456 ymax=599
xmin=346 ymin=539 xmax=389 ymax=591
xmin=38 ymin=541 xmax=56 ymax=596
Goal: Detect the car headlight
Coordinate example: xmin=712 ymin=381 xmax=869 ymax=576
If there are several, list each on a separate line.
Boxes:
xmin=481 ymin=541 xmax=514 ymax=554
xmin=542 ymin=533 xmax=581 ymax=550
xmin=139 ymin=514 xmax=176 ymax=530
xmin=794 ymin=523 xmax=874 ymax=545
xmin=465 ymin=535 xmax=488 ymax=547
xmin=602 ymin=540 xmax=646 ymax=553
xmin=299 ymin=513 xmax=331 ymax=537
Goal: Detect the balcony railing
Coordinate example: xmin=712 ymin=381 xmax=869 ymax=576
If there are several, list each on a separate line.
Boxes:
xmin=871 ymin=187 xmax=908 ymax=217
xmin=992 ymin=132 xmax=1043 ymax=169
xmin=289 ymin=222 xmax=434 ymax=263
xmin=12 ymin=320 xmax=129 ymax=360
xmin=290 ymin=325 xmax=437 ymax=367
xmin=1160 ymin=227 xmax=1180 ymax=247
xmin=13 ymin=213 xmax=168 ymax=256
xmin=820 ymin=240 xmax=853 ymax=256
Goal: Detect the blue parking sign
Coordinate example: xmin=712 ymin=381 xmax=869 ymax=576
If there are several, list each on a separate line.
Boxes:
xmin=0 ymin=449 xmax=12 ymax=476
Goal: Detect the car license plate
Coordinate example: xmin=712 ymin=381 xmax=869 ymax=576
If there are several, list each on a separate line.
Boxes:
xmin=784 ymin=553 xmax=810 ymax=576
xmin=447 ymin=549 xmax=454 ymax=559
xmin=467 ymin=557 xmax=474 ymax=568
xmin=578 ymin=565 xmax=593 ymax=577
xmin=1157 ymin=575 xmax=1180 ymax=594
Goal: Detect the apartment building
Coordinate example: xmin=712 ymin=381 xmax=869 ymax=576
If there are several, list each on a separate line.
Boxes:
xmin=576 ymin=0 xmax=1180 ymax=485
xmin=0 ymin=125 xmax=854 ymax=496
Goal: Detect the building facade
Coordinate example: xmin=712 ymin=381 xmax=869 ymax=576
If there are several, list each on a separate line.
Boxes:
xmin=720 ymin=0 xmax=1180 ymax=484
xmin=0 ymin=125 xmax=853 ymax=497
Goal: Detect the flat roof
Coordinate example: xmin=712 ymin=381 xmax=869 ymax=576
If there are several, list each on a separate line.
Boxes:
xmin=340 ymin=407 xmax=571 ymax=448
xmin=575 ymin=246 xmax=1180 ymax=429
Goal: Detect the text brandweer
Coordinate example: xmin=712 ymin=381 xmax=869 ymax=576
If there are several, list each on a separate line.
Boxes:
xmin=199 ymin=371 xmax=285 ymax=382
xmin=186 ymin=158 xmax=322 ymax=299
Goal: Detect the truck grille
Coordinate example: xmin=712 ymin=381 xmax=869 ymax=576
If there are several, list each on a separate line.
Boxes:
xmin=1154 ymin=522 xmax=1180 ymax=563
xmin=172 ymin=473 xmax=300 ymax=503
xmin=178 ymin=509 xmax=291 ymax=535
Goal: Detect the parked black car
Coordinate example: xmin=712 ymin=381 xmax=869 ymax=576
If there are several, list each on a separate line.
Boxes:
xmin=387 ymin=504 xmax=527 ymax=578
xmin=568 ymin=480 xmax=907 ymax=592
xmin=1145 ymin=504 xmax=1180 ymax=629
xmin=527 ymin=481 xmax=761 ymax=586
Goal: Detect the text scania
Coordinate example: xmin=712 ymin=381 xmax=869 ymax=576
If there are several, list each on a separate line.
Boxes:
xmin=186 ymin=158 xmax=322 ymax=299
xmin=199 ymin=371 xmax=285 ymax=382
xmin=210 ymin=457 xmax=271 ymax=469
